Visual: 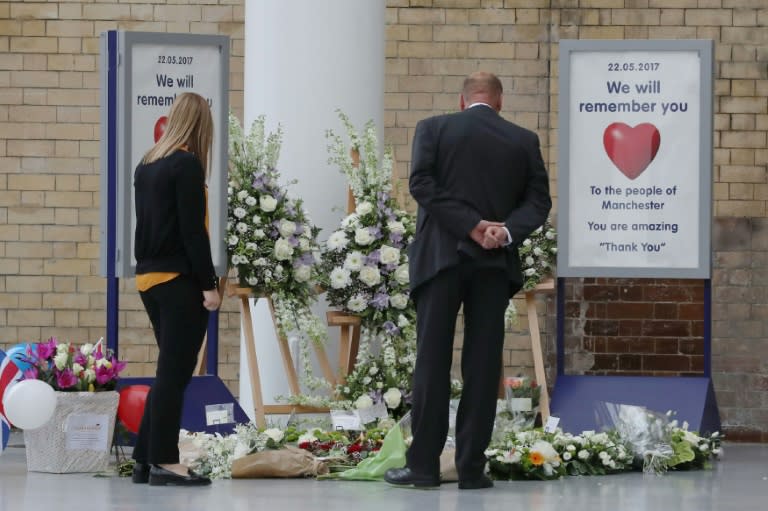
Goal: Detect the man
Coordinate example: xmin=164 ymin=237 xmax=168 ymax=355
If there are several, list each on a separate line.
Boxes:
xmin=384 ymin=72 xmax=551 ymax=490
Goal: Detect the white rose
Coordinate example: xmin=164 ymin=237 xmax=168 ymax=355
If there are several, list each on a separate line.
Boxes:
xmin=233 ymin=207 xmax=247 ymax=219
xmin=236 ymin=222 xmax=248 ymax=233
xmin=355 ymin=394 xmax=373 ymax=409
xmin=523 ymin=238 xmax=532 ymax=247
xmin=394 ymin=264 xmax=409 ymax=285
xmin=330 ymin=267 xmax=352 ymax=289
xmin=254 ymin=229 xmax=265 ymax=239
xmin=524 ymin=268 xmax=536 ymax=276
xmin=327 ymin=231 xmax=349 ymax=251
xmin=294 ymin=265 xmax=311 ymax=282
xmin=341 ymin=214 xmax=359 ymax=228
xmin=356 ymin=201 xmax=374 ymax=216
xmin=252 ymin=215 xmax=262 ymax=225
xmin=390 ymin=294 xmax=408 ymax=309
xmin=246 ymin=276 xmax=258 ymax=286
xmin=245 ymin=196 xmax=257 ymax=207
xmin=525 ymin=256 xmax=535 ymax=266
xmin=383 ymin=388 xmax=402 ymax=409
xmin=397 ymin=314 xmax=409 ymax=327
xmin=545 ymin=230 xmax=555 ymax=240
xmin=578 ymin=449 xmax=590 ymax=460
xmin=354 ymin=228 xmax=374 ymax=246
xmin=237 ymin=190 xmax=249 ymax=200
xmin=533 ymin=247 xmax=543 ymax=256
xmin=343 ymin=251 xmax=365 ymax=272
xmin=79 ymin=343 xmax=94 ymax=356
xmin=347 ymin=294 xmax=367 ymax=312
xmin=263 ymin=428 xmax=284 ymax=443
xmin=358 ymin=266 xmax=381 ymax=287
xmin=379 ymin=245 xmax=400 ymax=265
xmin=274 ymin=238 xmax=294 ymax=261
xmin=387 ymin=220 xmax=405 ymax=234
xmin=563 ymin=452 xmax=572 ymax=461
xmin=260 ymin=195 xmax=277 ymax=212
xmin=362 ymin=376 xmax=372 ymax=385
xmin=228 ymin=235 xmax=239 ymax=246
xmin=54 ymin=350 xmax=69 ymax=370
xmin=279 ymin=220 xmax=297 ymax=238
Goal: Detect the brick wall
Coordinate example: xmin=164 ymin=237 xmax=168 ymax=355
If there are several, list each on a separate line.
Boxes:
xmin=0 ymin=0 xmax=246 ymax=388
xmin=1 ymin=0 xmax=767 ymax=437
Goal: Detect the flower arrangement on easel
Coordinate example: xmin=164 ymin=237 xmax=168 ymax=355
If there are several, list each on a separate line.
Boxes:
xmin=315 ymin=111 xmax=418 ymax=418
xmin=226 ymin=113 xmax=329 ymax=394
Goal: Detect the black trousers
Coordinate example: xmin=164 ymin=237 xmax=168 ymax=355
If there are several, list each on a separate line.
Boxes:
xmin=406 ymin=262 xmax=509 ymax=480
xmin=133 ymin=274 xmax=209 ymax=464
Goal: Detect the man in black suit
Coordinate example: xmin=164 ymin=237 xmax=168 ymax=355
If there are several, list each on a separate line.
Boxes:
xmin=385 ymin=72 xmax=551 ymax=490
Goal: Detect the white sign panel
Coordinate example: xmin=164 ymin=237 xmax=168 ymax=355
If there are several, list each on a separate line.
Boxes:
xmin=104 ymin=32 xmax=229 ymax=278
xmin=65 ymin=414 xmax=109 ymax=451
xmin=558 ymin=40 xmax=712 ymax=278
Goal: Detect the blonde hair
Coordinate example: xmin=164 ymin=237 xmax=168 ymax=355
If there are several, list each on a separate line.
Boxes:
xmin=142 ymin=92 xmax=214 ymax=178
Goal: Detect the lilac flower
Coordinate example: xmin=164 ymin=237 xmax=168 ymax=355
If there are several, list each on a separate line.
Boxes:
xmin=288 ymin=236 xmax=300 ymax=247
xmin=252 ymin=175 xmax=266 ymax=190
xmin=369 ymin=227 xmax=382 ymax=240
xmin=365 ymin=250 xmax=380 ymax=265
xmin=383 ymin=321 xmax=400 ymax=335
xmin=371 ymin=292 xmax=390 ymax=310
xmin=23 ymin=367 xmax=38 ymax=380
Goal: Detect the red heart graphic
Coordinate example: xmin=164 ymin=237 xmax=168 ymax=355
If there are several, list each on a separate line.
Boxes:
xmin=154 ymin=116 xmax=168 ymax=143
xmin=603 ymin=122 xmax=661 ymax=180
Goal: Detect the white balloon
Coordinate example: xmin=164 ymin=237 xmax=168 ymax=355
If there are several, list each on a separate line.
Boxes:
xmin=2 ymin=380 xmax=57 ymax=430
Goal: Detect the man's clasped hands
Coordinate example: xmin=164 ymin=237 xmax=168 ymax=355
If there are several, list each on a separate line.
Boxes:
xmin=470 ymin=220 xmax=508 ymax=250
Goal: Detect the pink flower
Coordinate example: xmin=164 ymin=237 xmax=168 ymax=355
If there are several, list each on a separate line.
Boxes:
xmin=56 ymin=368 xmax=78 ymax=389
xmin=37 ymin=338 xmax=58 ymax=360
xmin=23 ymin=367 xmax=39 ymax=380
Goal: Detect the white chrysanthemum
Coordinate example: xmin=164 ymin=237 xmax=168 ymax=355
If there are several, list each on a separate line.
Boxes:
xmin=252 ymin=215 xmax=262 ymax=225
xmin=327 ymin=231 xmax=349 ymax=251
xmin=274 ymin=238 xmax=294 ymax=261
xmin=245 ymin=196 xmax=257 ymax=207
xmin=279 ymin=220 xmax=297 ymax=238
xmin=356 ymin=201 xmax=374 ymax=216
xmin=545 ymin=230 xmax=555 ymax=240
xmin=354 ymin=228 xmax=374 ymax=246
xmin=260 ymin=195 xmax=277 ymax=212
xmin=578 ymin=449 xmax=590 ymax=460
xmin=330 ymin=267 xmax=352 ymax=289
xmin=236 ymin=222 xmax=248 ymax=233
xmin=355 ymin=394 xmax=373 ymax=409
xmin=233 ymin=207 xmax=247 ymax=219
xmin=390 ymin=293 xmax=408 ymax=309
xmin=246 ymin=276 xmax=258 ymax=286
xmin=383 ymin=388 xmax=402 ymax=409
xmin=343 ymin=251 xmax=365 ymax=272
xmin=387 ymin=220 xmax=405 ymax=234
xmin=228 ymin=234 xmax=239 ymax=246
xmin=359 ymin=266 xmax=382 ymax=287
xmin=523 ymin=238 xmax=532 ymax=247
xmin=563 ymin=451 xmax=572 ymax=461
xmin=294 ymin=265 xmax=311 ymax=282
xmin=379 ymin=245 xmax=400 ymax=265
xmin=237 ymin=190 xmax=249 ymax=200
xmin=347 ymin=295 xmax=367 ymax=312
xmin=394 ymin=264 xmax=409 ymax=285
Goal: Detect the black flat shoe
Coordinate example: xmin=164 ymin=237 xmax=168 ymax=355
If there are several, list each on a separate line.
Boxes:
xmin=458 ymin=475 xmax=494 ymax=490
xmin=148 ymin=465 xmax=211 ymax=487
xmin=132 ymin=462 xmax=150 ymax=484
xmin=384 ymin=467 xmax=440 ymax=488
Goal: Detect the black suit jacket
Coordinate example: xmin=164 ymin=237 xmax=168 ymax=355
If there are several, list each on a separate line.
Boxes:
xmin=407 ymin=105 xmax=552 ymax=296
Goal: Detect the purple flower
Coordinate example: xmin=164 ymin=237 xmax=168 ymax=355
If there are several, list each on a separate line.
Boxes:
xmin=389 ymin=232 xmax=403 ymax=245
xmin=74 ymin=353 xmax=88 ymax=367
xmin=369 ymin=227 xmax=382 ymax=240
xmin=252 ymin=175 xmax=266 ymax=190
xmin=383 ymin=321 xmax=400 ymax=335
xmin=37 ymin=338 xmax=58 ymax=360
xmin=23 ymin=368 xmax=38 ymax=380
xmin=371 ymin=292 xmax=390 ymax=310
xmin=365 ymin=250 xmax=380 ymax=265
xmin=95 ymin=365 xmax=113 ymax=385
xmin=288 ymin=236 xmax=300 ymax=247
xmin=56 ymin=369 xmax=78 ymax=389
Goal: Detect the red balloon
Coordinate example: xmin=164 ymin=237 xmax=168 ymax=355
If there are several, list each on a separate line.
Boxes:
xmin=117 ymin=385 xmax=150 ymax=434
xmin=153 ymin=116 xmax=168 ymax=143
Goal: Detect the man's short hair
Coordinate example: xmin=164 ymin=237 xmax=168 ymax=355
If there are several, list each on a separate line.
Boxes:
xmin=462 ymin=72 xmax=503 ymax=98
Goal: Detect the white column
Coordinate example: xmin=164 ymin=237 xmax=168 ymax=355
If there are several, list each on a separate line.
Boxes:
xmin=240 ymin=0 xmax=385 ymax=415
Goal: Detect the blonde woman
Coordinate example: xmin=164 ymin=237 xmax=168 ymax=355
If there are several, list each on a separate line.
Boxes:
xmin=131 ymin=92 xmax=220 ymax=487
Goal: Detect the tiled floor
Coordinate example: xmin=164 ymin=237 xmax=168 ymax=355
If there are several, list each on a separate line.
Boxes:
xmin=1 ymin=433 xmax=767 ymax=511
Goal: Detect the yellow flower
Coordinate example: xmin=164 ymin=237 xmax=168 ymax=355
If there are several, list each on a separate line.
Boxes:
xmin=529 ymin=451 xmax=545 ymax=466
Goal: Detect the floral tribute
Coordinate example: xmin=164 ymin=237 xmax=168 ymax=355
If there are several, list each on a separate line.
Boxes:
xmin=21 ymin=337 xmax=125 ymax=392
xmin=226 ymin=114 xmax=328 ymax=391
xmin=519 ymin=219 xmax=557 ymax=291
xmin=317 ymin=111 xmax=418 ymax=417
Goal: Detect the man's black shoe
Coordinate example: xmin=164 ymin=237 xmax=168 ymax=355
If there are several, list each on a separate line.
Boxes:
xmin=384 ymin=467 xmax=440 ymax=488
xmin=131 ymin=462 xmax=150 ymax=484
xmin=458 ymin=475 xmax=494 ymax=490
xmin=148 ymin=465 xmax=211 ymax=487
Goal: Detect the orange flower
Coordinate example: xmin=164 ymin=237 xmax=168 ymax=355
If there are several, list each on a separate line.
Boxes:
xmin=529 ymin=451 xmax=545 ymax=466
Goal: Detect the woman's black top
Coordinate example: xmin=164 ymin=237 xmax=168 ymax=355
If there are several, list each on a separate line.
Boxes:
xmin=134 ymin=150 xmax=217 ymax=291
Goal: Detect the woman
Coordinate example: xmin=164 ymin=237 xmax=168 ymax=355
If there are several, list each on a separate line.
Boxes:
xmin=131 ymin=92 xmax=220 ymax=487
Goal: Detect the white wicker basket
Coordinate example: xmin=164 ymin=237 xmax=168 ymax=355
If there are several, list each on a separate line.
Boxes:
xmin=24 ymin=391 xmax=119 ymax=473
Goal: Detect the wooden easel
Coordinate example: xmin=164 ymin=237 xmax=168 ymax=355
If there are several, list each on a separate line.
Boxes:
xmin=500 ymin=278 xmax=555 ymax=422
